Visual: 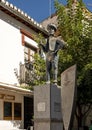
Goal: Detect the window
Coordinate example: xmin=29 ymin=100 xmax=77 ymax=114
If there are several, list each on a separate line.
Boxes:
xmin=4 ymin=102 xmax=12 ymax=120
xmin=14 ymin=103 xmax=21 ymax=120
xmin=20 ymin=29 xmax=38 ymax=64
xmin=24 ymin=45 xmax=36 ymax=63
xmin=4 ymin=102 xmax=22 ymax=120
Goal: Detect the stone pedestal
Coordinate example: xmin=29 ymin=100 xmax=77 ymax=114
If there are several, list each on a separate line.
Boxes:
xmin=34 ymin=84 xmax=63 ymax=130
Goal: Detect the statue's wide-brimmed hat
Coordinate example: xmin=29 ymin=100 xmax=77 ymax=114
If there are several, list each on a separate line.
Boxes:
xmin=47 ymin=24 xmax=57 ymax=32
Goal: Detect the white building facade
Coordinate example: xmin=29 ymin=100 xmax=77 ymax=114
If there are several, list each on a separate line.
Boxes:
xmin=0 ymin=0 xmax=48 ymax=130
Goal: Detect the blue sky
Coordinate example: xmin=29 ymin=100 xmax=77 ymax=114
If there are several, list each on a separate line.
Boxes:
xmin=7 ymin=0 xmax=92 ymax=23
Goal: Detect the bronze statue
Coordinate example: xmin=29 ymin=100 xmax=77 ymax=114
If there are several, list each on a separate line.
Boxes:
xmin=40 ymin=24 xmax=66 ymax=84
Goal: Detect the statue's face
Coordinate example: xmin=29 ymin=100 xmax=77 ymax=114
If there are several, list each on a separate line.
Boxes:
xmin=48 ymin=28 xmax=55 ymax=36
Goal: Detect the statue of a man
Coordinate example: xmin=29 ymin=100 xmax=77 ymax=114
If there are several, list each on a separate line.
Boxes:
xmin=40 ymin=23 xmax=66 ymax=84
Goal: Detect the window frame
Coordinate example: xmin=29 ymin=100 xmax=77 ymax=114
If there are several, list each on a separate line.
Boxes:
xmin=3 ymin=101 xmax=22 ymax=120
xmin=3 ymin=101 xmax=12 ymax=120
xmin=24 ymin=44 xmax=37 ymax=63
xmin=20 ymin=29 xmax=38 ymax=63
xmin=14 ymin=102 xmax=22 ymax=120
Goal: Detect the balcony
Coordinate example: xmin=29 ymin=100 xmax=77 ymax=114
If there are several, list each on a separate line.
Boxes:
xmin=19 ymin=62 xmax=33 ymax=84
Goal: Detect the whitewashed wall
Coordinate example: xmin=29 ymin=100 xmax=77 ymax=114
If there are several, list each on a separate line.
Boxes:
xmin=0 ymin=10 xmax=38 ymax=86
xmin=0 ymin=19 xmax=24 ymax=85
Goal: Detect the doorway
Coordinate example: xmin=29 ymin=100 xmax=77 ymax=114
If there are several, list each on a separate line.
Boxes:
xmin=24 ymin=96 xmax=33 ymax=129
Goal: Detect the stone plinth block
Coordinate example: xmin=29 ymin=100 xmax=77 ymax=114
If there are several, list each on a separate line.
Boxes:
xmin=34 ymin=84 xmax=63 ymax=130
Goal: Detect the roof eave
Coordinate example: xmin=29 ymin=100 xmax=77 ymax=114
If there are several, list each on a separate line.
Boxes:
xmin=0 ymin=1 xmax=48 ymax=37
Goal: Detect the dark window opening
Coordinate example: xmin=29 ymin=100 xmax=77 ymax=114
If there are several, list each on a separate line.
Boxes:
xmin=4 ymin=102 xmax=12 ymax=120
xmin=14 ymin=103 xmax=21 ymax=120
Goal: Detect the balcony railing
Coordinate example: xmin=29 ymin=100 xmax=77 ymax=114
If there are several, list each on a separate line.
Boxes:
xmin=20 ymin=62 xmax=33 ymax=84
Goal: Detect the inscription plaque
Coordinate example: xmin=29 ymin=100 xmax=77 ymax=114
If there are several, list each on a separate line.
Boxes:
xmin=37 ymin=102 xmax=46 ymax=112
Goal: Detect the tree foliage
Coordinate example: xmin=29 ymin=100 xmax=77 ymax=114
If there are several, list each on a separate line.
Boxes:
xmin=27 ymin=33 xmax=46 ymax=88
xmin=29 ymin=53 xmax=46 ymax=86
xmin=54 ymin=0 xmax=92 ymax=128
